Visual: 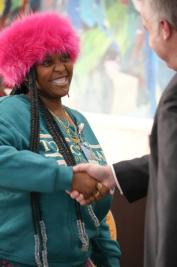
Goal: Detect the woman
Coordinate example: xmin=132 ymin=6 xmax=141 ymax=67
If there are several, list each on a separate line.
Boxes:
xmin=0 ymin=12 xmax=121 ymax=267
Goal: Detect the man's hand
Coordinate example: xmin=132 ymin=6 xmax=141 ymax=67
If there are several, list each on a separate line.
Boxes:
xmin=70 ymin=171 xmax=110 ymax=205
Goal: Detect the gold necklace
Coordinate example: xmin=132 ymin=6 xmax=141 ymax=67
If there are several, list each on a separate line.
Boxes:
xmin=50 ymin=109 xmax=81 ymax=145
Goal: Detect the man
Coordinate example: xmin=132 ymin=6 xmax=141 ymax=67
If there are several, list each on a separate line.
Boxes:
xmin=72 ymin=0 xmax=177 ymax=266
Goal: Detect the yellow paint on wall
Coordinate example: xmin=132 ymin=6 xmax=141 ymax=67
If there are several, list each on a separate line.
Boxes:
xmin=0 ymin=0 xmax=5 ymax=15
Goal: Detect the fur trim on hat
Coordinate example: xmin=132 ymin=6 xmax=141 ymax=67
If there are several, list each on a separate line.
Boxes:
xmin=0 ymin=12 xmax=80 ymax=88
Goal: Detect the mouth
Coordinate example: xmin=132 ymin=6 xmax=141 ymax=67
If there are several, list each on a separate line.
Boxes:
xmin=51 ymin=77 xmax=68 ymax=86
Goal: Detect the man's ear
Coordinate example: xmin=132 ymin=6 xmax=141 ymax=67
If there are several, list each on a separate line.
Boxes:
xmin=160 ymin=20 xmax=172 ymax=40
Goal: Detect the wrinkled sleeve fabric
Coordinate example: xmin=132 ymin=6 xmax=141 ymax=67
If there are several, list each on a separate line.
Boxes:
xmin=90 ymin=217 xmax=121 ymax=267
xmin=113 ymin=155 xmax=149 ymax=202
xmin=0 ymin=119 xmax=73 ymax=192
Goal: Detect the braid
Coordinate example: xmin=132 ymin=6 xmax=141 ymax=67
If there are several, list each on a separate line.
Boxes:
xmin=10 ymin=81 xmax=29 ymax=95
xmin=28 ymin=70 xmax=45 ymax=267
xmin=10 ymin=69 xmax=40 ymax=152
xmin=38 ymin=99 xmax=76 ymax=166
xmin=28 ymin=70 xmax=40 ymax=153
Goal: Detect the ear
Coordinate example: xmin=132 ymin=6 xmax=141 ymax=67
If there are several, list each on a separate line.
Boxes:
xmin=160 ymin=20 xmax=172 ymax=40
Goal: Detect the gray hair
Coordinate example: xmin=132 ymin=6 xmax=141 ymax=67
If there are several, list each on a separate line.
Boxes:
xmin=145 ymin=0 xmax=177 ymax=29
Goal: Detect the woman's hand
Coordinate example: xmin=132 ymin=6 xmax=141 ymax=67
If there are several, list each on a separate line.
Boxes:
xmin=70 ymin=172 xmax=109 ymax=205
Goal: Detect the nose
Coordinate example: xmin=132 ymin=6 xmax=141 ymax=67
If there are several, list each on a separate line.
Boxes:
xmin=54 ymin=60 xmax=65 ymax=72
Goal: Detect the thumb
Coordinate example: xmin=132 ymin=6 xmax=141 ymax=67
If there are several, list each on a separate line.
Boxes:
xmin=73 ymin=163 xmax=90 ymax=172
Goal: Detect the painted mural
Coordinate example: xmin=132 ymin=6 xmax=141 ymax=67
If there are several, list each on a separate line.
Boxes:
xmin=0 ymin=0 xmax=175 ymax=117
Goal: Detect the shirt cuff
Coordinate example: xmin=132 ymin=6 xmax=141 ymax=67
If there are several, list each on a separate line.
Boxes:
xmin=110 ymin=164 xmax=123 ymax=195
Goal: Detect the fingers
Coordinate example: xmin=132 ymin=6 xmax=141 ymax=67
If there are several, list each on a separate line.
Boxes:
xmin=97 ymin=182 xmax=103 ymax=191
xmin=67 ymin=190 xmax=94 ymax=205
xmin=80 ymin=196 xmax=95 ymax=205
xmin=74 ymin=182 xmax=110 ymax=205
xmin=75 ymin=194 xmax=84 ymax=202
xmin=69 ymin=190 xmax=80 ymax=199
xmin=93 ymin=182 xmax=108 ymax=201
xmin=73 ymin=163 xmax=90 ymax=172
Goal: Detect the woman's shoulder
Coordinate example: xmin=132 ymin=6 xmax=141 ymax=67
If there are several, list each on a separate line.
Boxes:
xmin=0 ymin=94 xmax=30 ymax=108
xmin=0 ymin=94 xmax=30 ymax=123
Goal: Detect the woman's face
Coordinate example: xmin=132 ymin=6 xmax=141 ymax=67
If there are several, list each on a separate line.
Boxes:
xmin=35 ymin=53 xmax=73 ymax=99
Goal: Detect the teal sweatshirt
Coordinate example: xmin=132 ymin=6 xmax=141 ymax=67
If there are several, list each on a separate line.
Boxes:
xmin=0 ymin=95 xmax=121 ymax=267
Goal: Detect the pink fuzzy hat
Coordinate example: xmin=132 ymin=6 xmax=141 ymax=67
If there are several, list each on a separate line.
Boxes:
xmin=0 ymin=12 xmax=80 ymax=88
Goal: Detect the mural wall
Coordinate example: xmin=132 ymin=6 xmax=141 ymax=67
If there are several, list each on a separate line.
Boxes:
xmin=0 ymin=0 xmax=175 ymax=117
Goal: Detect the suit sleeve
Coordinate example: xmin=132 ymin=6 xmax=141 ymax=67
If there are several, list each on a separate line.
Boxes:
xmin=90 ymin=216 xmax=121 ymax=267
xmin=155 ymin=83 xmax=177 ymax=267
xmin=113 ymin=155 xmax=149 ymax=202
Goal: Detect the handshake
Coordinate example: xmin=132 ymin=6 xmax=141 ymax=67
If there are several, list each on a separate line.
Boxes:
xmin=69 ymin=163 xmax=116 ymax=205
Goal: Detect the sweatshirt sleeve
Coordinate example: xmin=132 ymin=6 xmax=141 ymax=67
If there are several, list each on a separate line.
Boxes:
xmin=0 ymin=119 xmax=73 ymax=192
xmin=90 ymin=216 xmax=121 ymax=267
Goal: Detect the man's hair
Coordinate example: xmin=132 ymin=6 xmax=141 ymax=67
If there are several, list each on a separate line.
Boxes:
xmin=145 ymin=0 xmax=177 ymax=29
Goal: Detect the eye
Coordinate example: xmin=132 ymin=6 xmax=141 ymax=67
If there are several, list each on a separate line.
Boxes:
xmin=41 ymin=57 xmax=53 ymax=67
xmin=60 ymin=53 xmax=70 ymax=63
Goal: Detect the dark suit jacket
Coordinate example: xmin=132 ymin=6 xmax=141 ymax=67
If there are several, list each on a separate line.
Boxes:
xmin=113 ymin=73 xmax=177 ymax=267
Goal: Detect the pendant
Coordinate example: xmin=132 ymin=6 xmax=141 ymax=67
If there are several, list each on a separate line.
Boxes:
xmin=71 ymin=136 xmax=80 ymax=144
xmin=65 ymin=128 xmax=70 ymax=135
